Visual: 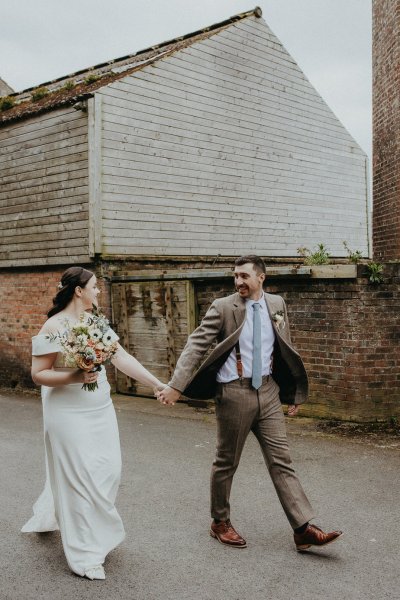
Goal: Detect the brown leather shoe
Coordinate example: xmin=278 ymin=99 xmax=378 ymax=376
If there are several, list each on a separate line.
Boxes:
xmin=294 ymin=524 xmax=343 ymax=551
xmin=210 ymin=519 xmax=247 ymax=548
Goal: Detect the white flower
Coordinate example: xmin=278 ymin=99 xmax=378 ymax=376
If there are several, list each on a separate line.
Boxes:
xmin=89 ymin=328 xmax=103 ymax=341
xmin=76 ymin=334 xmax=88 ymax=349
xmin=272 ymin=311 xmax=285 ymax=330
xmin=102 ymin=331 xmax=114 ymax=346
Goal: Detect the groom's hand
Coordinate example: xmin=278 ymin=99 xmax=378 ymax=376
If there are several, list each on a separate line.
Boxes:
xmin=287 ymin=404 xmax=300 ymax=417
xmin=157 ymin=386 xmax=181 ymax=406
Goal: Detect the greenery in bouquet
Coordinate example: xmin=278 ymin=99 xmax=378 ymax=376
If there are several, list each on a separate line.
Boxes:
xmin=47 ymin=305 xmax=119 ymax=391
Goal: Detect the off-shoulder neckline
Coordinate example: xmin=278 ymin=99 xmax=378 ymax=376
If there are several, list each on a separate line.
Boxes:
xmin=33 ymin=311 xmax=98 ymax=339
xmin=32 ymin=332 xmax=62 ymax=340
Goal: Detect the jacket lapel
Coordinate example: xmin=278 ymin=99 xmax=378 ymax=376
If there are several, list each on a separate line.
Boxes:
xmin=233 ymin=293 xmax=246 ymax=328
xmin=264 ymin=292 xmax=279 ymax=336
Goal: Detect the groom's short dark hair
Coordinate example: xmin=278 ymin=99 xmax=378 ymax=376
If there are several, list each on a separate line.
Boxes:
xmin=234 ymin=255 xmax=266 ymax=276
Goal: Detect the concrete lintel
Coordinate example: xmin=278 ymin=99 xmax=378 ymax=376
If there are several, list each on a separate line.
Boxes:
xmin=309 ymin=264 xmax=357 ymax=279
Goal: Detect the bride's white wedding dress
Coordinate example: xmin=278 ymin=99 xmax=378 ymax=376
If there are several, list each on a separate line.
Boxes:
xmin=22 ymin=332 xmax=125 ymax=577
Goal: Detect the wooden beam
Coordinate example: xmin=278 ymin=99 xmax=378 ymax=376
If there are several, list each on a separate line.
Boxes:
xmin=110 ymin=266 xmax=312 ymax=282
xmin=186 ymin=280 xmax=197 ymax=334
xmin=165 ymin=284 xmax=176 ymax=378
xmin=88 ymin=95 xmax=102 ymax=255
xmin=111 ymin=283 xmax=132 ymax=392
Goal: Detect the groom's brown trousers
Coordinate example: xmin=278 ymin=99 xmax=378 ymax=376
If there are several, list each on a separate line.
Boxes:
xmin=211 ymin=375 xmax=315 ymax=529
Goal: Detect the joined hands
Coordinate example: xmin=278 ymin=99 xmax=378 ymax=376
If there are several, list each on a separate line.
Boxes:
xmin=155 ymin=385 xmax=181 ymax=406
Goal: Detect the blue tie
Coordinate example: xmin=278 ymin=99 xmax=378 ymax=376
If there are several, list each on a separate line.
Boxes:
xmin=252 ymin=303 xmax=262 ymax=390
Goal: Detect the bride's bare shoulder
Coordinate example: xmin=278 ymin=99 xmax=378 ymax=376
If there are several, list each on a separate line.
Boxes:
xmin=37 ymin=314 xmax=66 ymax=336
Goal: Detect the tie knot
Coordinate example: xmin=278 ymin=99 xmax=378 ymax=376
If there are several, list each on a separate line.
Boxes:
xmin=253 ymin=303 xmax=260 ymax=311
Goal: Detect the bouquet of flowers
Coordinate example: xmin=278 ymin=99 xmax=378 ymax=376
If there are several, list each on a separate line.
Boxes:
xmin=47 ymin=306 xmax=119 ymax=391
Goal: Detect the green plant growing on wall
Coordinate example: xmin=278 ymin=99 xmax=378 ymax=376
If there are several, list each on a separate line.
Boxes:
xmin=366 ymin=262 xmax=384 ymax=284
xmin=297 ymin=243 xmax=331 ymax=265
xmin=31 ymin=87 xmax=49 ymax=101
xmin=84 ymin=74 xmax=99 ymax=85
xmin=343 ymin=241 xmax=363 ymax=264
xmin=62 ymin=80 xmax=76 ymax=91
xmin=0 ymin=96 xmax=15 ymax=111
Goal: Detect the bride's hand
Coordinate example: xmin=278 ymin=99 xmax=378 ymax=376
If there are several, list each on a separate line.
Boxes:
xmin=78 ymin=370 xmax=99 ymax=385
xmin=153 ymin=382 xmax=166 ymax=396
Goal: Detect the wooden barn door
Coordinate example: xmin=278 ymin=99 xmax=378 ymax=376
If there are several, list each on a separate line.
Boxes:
xmin=111 ymin=280 xmax=195 ymax=396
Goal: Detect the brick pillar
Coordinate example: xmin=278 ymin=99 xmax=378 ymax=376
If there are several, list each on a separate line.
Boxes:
xmin=372 ymin=0 xmax=400 ymax=260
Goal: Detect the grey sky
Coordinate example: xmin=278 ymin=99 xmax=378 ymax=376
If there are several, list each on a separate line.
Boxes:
xmin=1 ymin=0 xmax=372 ymax=159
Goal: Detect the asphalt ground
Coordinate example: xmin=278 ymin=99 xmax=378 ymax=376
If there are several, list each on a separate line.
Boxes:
xmin=1 ymin=390 xmax=399 ymax=600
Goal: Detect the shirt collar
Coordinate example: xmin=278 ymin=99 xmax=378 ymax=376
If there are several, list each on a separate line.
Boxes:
xmin=245 ymin=293 xmax=266 ymax=310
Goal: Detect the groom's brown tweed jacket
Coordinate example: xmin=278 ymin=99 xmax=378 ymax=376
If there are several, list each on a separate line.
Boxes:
xmin=169 ymin=291 xmax=308 ymax=405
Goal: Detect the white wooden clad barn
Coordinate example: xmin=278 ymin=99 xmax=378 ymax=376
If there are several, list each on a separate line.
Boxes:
xmin=0 ymin=7 xmax=369 ymax=268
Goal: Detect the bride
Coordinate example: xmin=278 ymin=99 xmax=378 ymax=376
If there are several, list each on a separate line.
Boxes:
xmin=22 ymin=266 xmax=165 ymax=580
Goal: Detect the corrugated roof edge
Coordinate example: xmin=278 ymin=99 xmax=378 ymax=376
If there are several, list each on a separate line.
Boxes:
xmin=0 ymin=6 xmax=262 ymax=126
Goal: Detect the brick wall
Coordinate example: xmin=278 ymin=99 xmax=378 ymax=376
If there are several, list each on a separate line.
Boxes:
xmin=0 ymin=266 xmax=115 ymax=390
xmin=372 ymin=0 xmax=400 ymax=260
xmin=1 ymin=261 xmax=399 ymax=422
xmin=195 ymin=265 xmax=400 ymax=421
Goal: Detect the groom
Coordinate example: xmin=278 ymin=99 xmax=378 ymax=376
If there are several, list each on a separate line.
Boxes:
xmin=158 ymin=255 xmax=342 ymax=551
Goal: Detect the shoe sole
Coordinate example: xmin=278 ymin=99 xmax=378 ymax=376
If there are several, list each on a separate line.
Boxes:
xmin=296 ymin=532 xmax=344 ymax=551
xmin=210 ymin=530 xmax=247 ymax=548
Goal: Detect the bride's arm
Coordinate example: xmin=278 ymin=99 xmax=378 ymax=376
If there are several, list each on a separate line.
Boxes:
xmin=111 ymin=344 xmax=164 ymax=391
xmin=31 ymin=354 xmax=89 ymax=387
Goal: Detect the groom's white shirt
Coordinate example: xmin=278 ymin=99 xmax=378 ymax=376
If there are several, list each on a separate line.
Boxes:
xmin=216 ymin=295 xmax=275 ymax=383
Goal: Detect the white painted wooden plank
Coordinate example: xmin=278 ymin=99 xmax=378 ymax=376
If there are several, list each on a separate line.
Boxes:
xmin=109 ymin=72 xmax=329 ymax=137
xmin=101 ymin=165 xmax=364 ymax=200
xmin=0 ymin=107 xmax=86 ymax=142
xmin=101 ymin=95 xmax=361 ymax=161
xmin=112 ymin=48 xmax=362 ymax=144
xmin=101 ymin=200 xmax=365 ymax=224
xmin=103 ymin=124 xmax=361 ymax=181
xmin=101 ymin=169 xmax=365 ymax=205
xmin=1 ymin=155 xmax=88 ymax=181
xmin=0 ymin=127 xmax=87 ymax=159
xmin=0 ymin=205 xmax=87 ymax=224
xmin=101 ymin=204 xmax=365 ymax=225
xmin=127 ymin=51 xmax=327 ymax=118
xmin=101 ymin=106 xmax=365 ymax=165
xmin=104 ymin=76 xmax=361 ymax=150
xmin=2 ymin=227 xmax=88 ymax=245
xmin=0 ymin=168 xmax=88 ymax=196
xmin=101 ymin=143 xmax=365 ymax=186
xmin=101 ymin=219 xmax=368 ymax=242
xmin=101 ymin=121 xmax=365 ymax=172
xmin=0 ymin=144 xmax=88 ymax=169
xmin=0 ymin=123 xmax=88 ymax=154
xmin=0 ymin=254 xmax=91 ymax=268
xmin=3 ymin=235 xmax=89 ymax=252
xmin=100 ymin=181 xmax=365 ymax=210
xmin=178 ymin=39 xmax=354 ymax=137
xmin=101 ymin=147 xmax=365 ymax=188
xmin=0 ymin=107 xmax=90 ymax=266
xmin=0 ymin=183 xmax=88 ymax=205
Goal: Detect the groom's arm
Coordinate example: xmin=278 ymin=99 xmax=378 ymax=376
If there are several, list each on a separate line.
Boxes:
xmin=159 ymin=300 xmax=222 ymax=404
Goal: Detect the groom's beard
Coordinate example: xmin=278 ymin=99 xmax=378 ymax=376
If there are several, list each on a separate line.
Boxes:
xmin=236 ymin=285 xmax=249 ymax=296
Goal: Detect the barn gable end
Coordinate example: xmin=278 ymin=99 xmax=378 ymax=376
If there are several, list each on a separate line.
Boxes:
xmin=97 ymin=15 xmax=369 ymax=258
xmin=0 ymin=9 xmax=369 ymax=267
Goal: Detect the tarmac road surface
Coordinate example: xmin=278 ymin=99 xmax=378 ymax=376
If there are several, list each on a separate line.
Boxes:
xmin=1 ymin=391 xmax=399 ymax=600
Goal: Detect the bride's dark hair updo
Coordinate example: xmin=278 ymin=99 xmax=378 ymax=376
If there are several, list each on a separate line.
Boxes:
xmin=47 ymin=266 xmax=95 ymax=318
